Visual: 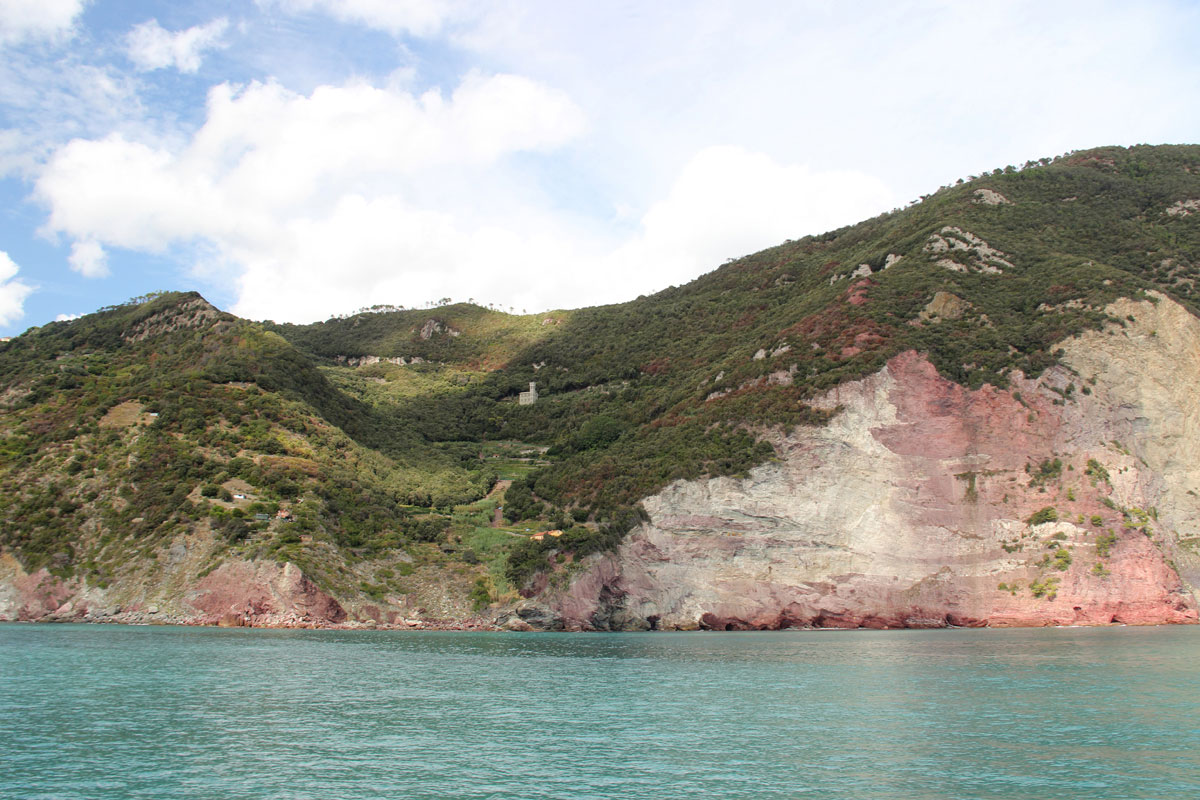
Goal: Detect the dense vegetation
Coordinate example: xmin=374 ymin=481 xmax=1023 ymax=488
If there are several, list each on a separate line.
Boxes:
xmin=265 ymin=302 xmax=569 ymax=369
xmin=4 ymin=143 xmax=1200 ymax=599
xmin=0 ymin=294 xmax=492 ymax=585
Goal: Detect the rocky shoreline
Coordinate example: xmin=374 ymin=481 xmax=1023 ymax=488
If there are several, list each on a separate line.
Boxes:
xmin=4 ymin=611 xmax=1195 ymax=632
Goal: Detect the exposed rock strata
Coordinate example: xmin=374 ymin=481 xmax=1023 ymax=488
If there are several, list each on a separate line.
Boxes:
xmin=531 ymin=294 xmax=1200 ymax=630
xmin=1165 ymin=198 xmax=1200 ymax=217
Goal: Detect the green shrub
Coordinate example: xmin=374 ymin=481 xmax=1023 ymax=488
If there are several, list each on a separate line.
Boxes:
xmin=1028 ymin=507 xmax=1058 ymax=526
xmin=1028 ymin=458 xmax=1063 ymax=487
xmin=1052 ymin=548 xmax=1072 ymax=571
xmin=1029 ymin=576 xmax=1060 ymax=599
xmin=469 ymin=578 xmax=492 ymax=611
xmin=1086 ymin=458 xmax=1110 ymax=485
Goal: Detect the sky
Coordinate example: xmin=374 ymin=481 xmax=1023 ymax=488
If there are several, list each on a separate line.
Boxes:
xmin=1 ymin=0 xmax=1198 ymax=336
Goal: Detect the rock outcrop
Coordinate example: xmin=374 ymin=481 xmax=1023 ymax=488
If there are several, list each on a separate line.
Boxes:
xmin=121 ymin=295 xmax=225 ymax=343
xmin=0 ymin=517 xmax=352 ymax=627
xmin=189 ymin=561 xmax=347 ymax=627
xmin=0 ymin=548 xmax=350 ymax=628
xmin=924 ymin=226 xmax=1014 ymax=274
xmin=530 ymin=294 xmax=1200 ymax=630
xmin=917 ymin=291 xmax=970 ymax=321
xmin=0 ymin=523 xmax=489 ymax=629
xmin=973 ymin=188 xmax=1011 ymax=206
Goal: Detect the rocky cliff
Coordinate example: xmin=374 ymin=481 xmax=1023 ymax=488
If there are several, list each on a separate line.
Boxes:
xmin=0 ymin=524 xmax=485 ymax=629
xmin=519 ymin=294 xmax=1200 ymax=630
xmin=0 ymin=523 xmax=351 ymax=628
xmin=6 ymin=294 xmax=1200 ymax=631
xmin=6 ymin=146 xmax=1200 ymax=631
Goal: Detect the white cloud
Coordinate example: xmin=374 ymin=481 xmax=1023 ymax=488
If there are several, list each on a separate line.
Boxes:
xmin=126 ymin=17 xmax=230 ymax=73
xmin=68 ymin=239 xmax=108 ymax=277
xmin=451 ymin=1 xmax=1200 ymax=213
xmin=0 ymin=251 xmax=34 ymax=326
xmin=0 ymin=50 xmax=141 ymax=180
xmin=36 ymin=2 xmax=1194 ymax=326
xmin=0 ymin=0 xmax=86 ymax=45
xmin=33 ymin=72 xmax=892 ymax=322
xmin=56 ymin=312 xmax=82 ymax=321
xmin=35 ymin=73 xmax=589 ymax=320
xmin=604 ymin=146 xmax=894 ymax=291
xmin=37 ymin=74 xmax=585 ymax=243
xmin=266 ymin=0 xmax=458 ymax=37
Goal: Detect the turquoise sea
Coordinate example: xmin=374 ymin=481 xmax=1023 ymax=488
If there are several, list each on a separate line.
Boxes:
xmin=2 ymin=624 xmax=1199 ymax=799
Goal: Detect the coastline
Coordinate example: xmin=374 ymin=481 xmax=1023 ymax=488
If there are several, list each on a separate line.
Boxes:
xmin=3 ymin=613 xmax=1192 ymax=632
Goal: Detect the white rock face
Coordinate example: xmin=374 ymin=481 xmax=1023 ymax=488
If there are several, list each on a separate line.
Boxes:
xmin=1057 ymin=294 xmax=1200 ymax=586
xmin=924 ymin=227 xmax=1013 ymax=273
xmin=973 ymin=188 xmax=1011 ymax=205
xmin=1165 ymin=199 xmax=1200 ymax=217
xmin=544 ymin=294 xmax=1200 ymax=630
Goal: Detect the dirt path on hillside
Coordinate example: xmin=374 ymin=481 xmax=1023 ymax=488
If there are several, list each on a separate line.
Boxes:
xmin=489 ymin=480 xmax=511 ymax=527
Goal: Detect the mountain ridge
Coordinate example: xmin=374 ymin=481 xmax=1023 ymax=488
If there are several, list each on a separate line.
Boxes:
xmin=4 ymin=143 xmax=1200 ymax=629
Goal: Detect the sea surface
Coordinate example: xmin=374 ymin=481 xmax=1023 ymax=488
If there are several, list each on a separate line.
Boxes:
xmin=2 ymin=624 xmax=1199 ymax=799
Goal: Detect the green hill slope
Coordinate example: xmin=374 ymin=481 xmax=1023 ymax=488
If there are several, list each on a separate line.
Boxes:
xmin=4 ymin=143 xmax=1200 ymax=618
xmin=0 ymin=293 xmax=495 ymax=598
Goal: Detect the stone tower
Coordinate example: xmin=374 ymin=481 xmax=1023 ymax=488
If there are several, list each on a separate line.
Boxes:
xmin=518 ymin=381 xmax=538 ymax=405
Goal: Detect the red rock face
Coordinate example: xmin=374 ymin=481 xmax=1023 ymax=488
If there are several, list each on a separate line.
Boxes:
xmin=189 ymin=561 xmax=346 ymax=627
xmin=3 ymin=564 xmax=74 ymax=620
xmin=0 ymin=553 xmax=347 ymax=628
xmin=536 ymin=316 xmax=1200 ymax=630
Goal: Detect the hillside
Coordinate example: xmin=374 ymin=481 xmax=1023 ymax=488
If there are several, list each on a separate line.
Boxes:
xmin=4 ymin=143 xmax=1200 ymax=629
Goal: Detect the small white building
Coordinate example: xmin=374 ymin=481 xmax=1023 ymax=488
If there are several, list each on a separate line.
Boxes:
xmin=518 ymin=381 xmax=538 ymax=405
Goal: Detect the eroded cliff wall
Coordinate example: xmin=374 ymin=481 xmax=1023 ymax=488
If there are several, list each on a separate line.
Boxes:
xmin=0 ymin=525 xmax=350 ymax=627
xmin=528 ymin=294 xmax=1200 ymax=630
